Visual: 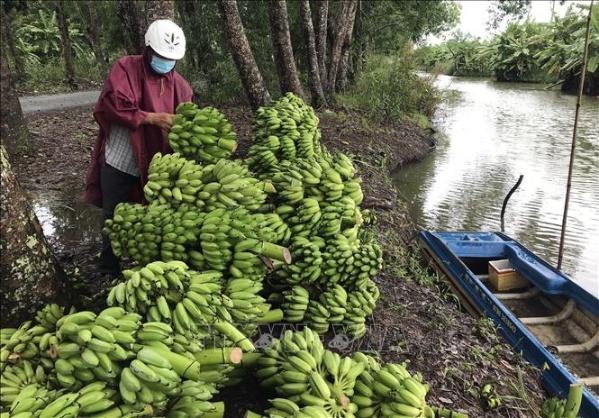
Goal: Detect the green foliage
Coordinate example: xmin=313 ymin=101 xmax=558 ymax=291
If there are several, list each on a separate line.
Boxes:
xmin=480 ymin=21 xmax=550 ymax=82
xmin=339 ymin=52 xmax=440 ymax=123
xmin=18 ymin=57 xmax=103 ymax=94
xmin=535 ymin=4 xmax=599 ymax=91
xmin=15 ymin=8 xmax=88 ymax=62
xmin=417 ymin=3 xmax=597 ymax=93
xmin=416 ymin=34 xmax=493 ymax=77
xmin=357 ymin=0 xmax=460 ymax=54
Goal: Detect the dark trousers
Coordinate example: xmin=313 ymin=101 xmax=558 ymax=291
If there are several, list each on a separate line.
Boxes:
xmin=99 ymin=164 xmax=138 ymax=274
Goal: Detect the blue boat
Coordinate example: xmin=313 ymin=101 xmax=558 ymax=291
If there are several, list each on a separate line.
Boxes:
xmin=418 ymin=231 xmax=599 ymax=418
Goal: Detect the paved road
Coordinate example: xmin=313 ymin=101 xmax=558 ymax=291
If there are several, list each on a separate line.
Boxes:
xmin=19 ymin=90 xmax=101 ymax=114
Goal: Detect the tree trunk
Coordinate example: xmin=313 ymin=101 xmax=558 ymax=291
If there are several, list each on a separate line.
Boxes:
xmin=1 ymin=7 xmax=25 ymax=82
xmin=55 ymin=0 xmax=77 ymax=90
xmin=217 ymin=0 xmax=271 ymax=109
xmin=118 ymin=0 xmax=146 ymax=55
xmin=326 ymin=0 xmax=357 ymax=98
xmin=145 ymin=0 xmax=175 ymax=23
xmin=300 ymin=0 xmax=326 ymax=107
xmin=0 ymin=146 xmax=66 ymax=327
xmin=0 ymin=44 xmax=29 ymax=155
xmin=315 ymin=0 xmax=329 ymax=90
xmin=80 ymin=1 xmax=106 ymax=75
xmin=268 ymin=0 xmax=304 ymax=97
xmin=336 ymin=1 xmax=357 ymax=92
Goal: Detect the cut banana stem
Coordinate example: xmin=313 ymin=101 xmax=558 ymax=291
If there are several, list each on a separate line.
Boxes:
xmin=213 ymin=321 xmax=255 ymax=352
xmin=195 ymin=348 xmax=243 ymax=366
xmin=244 ymin=411 xmax=262 ymax=418
xmin=260 ymin=242 xmax=292 ymax=264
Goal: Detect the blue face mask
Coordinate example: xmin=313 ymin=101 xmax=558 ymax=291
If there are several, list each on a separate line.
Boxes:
xmin=150 ymin=55 xmax=176 ymax=74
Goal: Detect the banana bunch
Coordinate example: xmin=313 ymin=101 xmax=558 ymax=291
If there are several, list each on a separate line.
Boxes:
xmin=53 ymin=308 xmax=141 ymax=389
xmin=196 ymin=159 xmax=272 ymax=212
xmin=305 ymin=299 xmax=331 ymax=334
xmin=160 ymin=206 xmax=204 ymax=264
xmin=1 ymin=304 xmax=73 ymax=370
xmin=2 ymin=381 xmax=119 ymax=418
xmin=342 ymin=280 xmax=379 ymax=338
xmin=320 ymin=229 xmax=383 ymax=287
xmin=257 ymin=328 xmax=360 ymax=417
xmin=225 ymin=278 xmax=268 ymax=325
xmin=199 ymin=207 xmax=292 ymax=280
xmin=107 ymin=262 xmax=226 ymax=336
xmin=275 ymin=236 xmax=324 ymax=285
xmin=144 ymin=152 xmax=193 ymax=204
xmin=247 ymin=398 xmax=332 ymax=418
xmin=248 ymin=93 xmax=320 ymax=173
xmin=119 ymin=346 xmax=182 ymax=409
xmin=280 ymin=286 xmax=310 ymax=322
xmin=1 ymin=322 xmax=45 ymax=368
xmin=351 ymin=354 xmax=430 ymax=418
xmin=107 ymin=261 xmax=192 ymax=317
xmin=104 ymin=202 xmax=146 ymax=260
xmin=319 ymin=285 xmax=348 ymax=324
xmin=317 ymin=198 xmax=360 ymax=238
xmin=540 ymin=384 xmax=583 ymax=418
xmin=254 ymin=212 xmax=291 ymax=245
xmin=167 ymin=380 xmax=222 ymax=418
xmin=0 ymin=361 xmax=47 ymax=406
xmin=169 ymin=103 xmax=238 ymax=164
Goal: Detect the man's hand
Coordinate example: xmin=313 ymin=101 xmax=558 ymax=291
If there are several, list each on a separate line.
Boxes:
xmin=143 ymin=112 xmax=174 ymax=130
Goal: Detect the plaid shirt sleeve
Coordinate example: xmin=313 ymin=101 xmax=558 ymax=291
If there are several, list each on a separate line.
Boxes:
xmin=104 ymin=124 xmax=140 ymax=177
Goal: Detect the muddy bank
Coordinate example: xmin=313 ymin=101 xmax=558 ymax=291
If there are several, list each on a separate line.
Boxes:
xmin=14 ymin=105 xmax=544 ymax=417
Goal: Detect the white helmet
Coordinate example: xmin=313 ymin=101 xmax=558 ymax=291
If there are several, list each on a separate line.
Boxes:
xmin=145 ymin=20 xmax=186 ymax=60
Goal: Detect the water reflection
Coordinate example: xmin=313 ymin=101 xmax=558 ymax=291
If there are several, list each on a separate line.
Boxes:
xmin=31 ymin=188 xmax=101 ymax=252
xmin=395 ymin=75 xmax=599 ymax=296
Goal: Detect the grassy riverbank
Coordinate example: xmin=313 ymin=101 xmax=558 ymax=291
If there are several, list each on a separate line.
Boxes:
xmin=13 ymin=105 xmax=546 ymax=417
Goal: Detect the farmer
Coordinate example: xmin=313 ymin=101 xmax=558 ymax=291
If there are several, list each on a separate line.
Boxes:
xmin=84 ymin=19 xmax=193 ymax=275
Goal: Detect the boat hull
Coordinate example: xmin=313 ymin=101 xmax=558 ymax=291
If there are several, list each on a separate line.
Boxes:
xmin=418 ymin=231 xmax=599 ymax=418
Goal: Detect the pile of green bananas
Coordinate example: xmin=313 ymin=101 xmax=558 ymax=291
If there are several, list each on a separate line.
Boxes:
xmin=250 ymin=328 xmax=438 ymax=418
xmin=275 ymin=236 xmax=324 ymax=285
xmin=52 ymin=308 xmax=142 ymax=390
xmin=246 ymin=398 xmax=332 ymax=418
xmin=254 ymin=328 xmax=360 ymax=417
xmin=541 ymin=384 xmax=583 ymax=418
xmin=0 ymin=381 xmax=146 ymax=418
xmin=105 ymin=202 xmax=202 ymax=266
xmin=199 ymin=207 xmax=291 ymax=279
xmin=320 ymin=228 xmax=383 ymax=287
xmin=1 ymin=361 xmax=47 ymax=406
xmin=1 ymin=304 xmax=70 ymax=373
xmin=248 ymin=93 xmax=321 ymax=173
xmin=105 ymin=203 xmax=290 ymax=278
xmin=350 ymin=353 xmax=430 ymax=418
xmin=145 ymin=154 xmax=273 ymax=213
xmin=106 ymin=261 xmax=262 ymax=351
xmin=169 ymin=103 xmax=237 ymax=164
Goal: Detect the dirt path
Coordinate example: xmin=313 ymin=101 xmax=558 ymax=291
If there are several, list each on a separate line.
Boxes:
xmin=14 ymin=105 xmax=546 ymax=418
xmin=19 ymin=90 xmax=100 ymax=114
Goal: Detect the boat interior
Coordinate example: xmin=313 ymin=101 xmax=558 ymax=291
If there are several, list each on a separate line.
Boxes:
xmin=462 ymin=256 xmax=599 ymax=393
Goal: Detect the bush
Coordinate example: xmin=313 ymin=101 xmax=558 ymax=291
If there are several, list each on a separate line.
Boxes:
xmin=18 ymin=55 xmax=103 ymax=94
xmin=339 ymin=53 xmax=441 ymax=123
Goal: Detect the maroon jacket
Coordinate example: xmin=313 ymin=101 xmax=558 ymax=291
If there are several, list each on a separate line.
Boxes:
xmin=84 ymin=52 xmax=193 ymax=207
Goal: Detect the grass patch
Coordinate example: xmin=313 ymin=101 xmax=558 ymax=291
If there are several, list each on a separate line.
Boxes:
xmin=338 ymin=53 xmax=441 ymax=125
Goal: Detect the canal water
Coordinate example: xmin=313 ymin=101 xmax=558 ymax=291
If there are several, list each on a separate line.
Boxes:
xmin=394 ymin=75 xmax=599 ymax=296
